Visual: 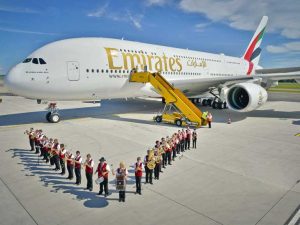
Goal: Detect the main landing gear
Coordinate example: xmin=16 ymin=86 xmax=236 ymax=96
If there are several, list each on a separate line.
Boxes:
xmin=189 ymin=87 xmax=228 ymax=110
xmin=46 ymin=103 xmax=60 ymax=123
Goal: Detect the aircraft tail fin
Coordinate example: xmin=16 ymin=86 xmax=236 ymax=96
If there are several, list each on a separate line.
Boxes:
xmin=243 ymin=16 xmax=268 ymax=68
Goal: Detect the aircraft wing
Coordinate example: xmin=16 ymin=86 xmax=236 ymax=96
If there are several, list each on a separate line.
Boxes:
xmin=167 ymin=75 xmax=253 ymax=96
xmin=254 ymin=67 xmax=300 ymax=81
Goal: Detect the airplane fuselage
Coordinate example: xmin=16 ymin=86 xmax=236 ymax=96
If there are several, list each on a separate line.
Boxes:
xmin=6 ymin=37 xmax=251 ymax=100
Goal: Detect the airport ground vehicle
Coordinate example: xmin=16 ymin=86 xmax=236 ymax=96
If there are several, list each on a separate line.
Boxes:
xmin=130 ymin=71 xmax=208 ymax=127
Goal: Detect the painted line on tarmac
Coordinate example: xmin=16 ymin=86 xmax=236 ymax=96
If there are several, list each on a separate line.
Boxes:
xmin=146 ymin=187 xmax=224 ymax=225
xmin=0 ymin=177 xmax=39 ymax=225
xmin=284 ymin=205 xmax=300 ymax=225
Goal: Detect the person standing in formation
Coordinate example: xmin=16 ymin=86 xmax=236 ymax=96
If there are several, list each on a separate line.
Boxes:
xmin=186 ymin=128 xmax=192 ymax=150
xmin=134 ymin=157 xmax=143 ymax=195
xmin=192 ymin=129 xmax=197 ymax=149
xmin=153 ymin=148 xmax=160 ymax=180
xmin=74 ymin=151 xmax=82 ymax=185
xmin=66 ymin=151 xmax=74 ymax=180
xmin=96 ymin=157 xmax=110 ymax=197
xmin=24 ymin=128 xmax=35 ymax=151
xmin=52 ymin=139 xmax=61 ymax=171
xmin=144 ymin=150 xmax=153 ymax=185
xmin=59 ymin=144 xmax=66 ymax=175
xmin=84 ymin=154 xmax=94 ymax=191
xmin=115 ymin=161 xmax=128 ymax=202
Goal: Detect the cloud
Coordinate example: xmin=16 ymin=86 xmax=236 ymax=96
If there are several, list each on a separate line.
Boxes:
xmin=87 ymin=3 xmax=109 ymax=18
xmin=178 ymin=0 xmax=300 ymax=39
xmin=266 ymin=42 xmax=300 ymax=54
xmin=127 ymin=11 xmax=143 ymax=29
xmin=0 ymin=5 xmax=39 ymax=14
xmin=145 ymin=0 xmax=171 ymax=6
xmin=87 ymin=5 xmax=143 ymax=29
xmin=0 ymin=27 xmax=59 ymax=36
xmin=194 ymin=23 xmax=210 ymax=32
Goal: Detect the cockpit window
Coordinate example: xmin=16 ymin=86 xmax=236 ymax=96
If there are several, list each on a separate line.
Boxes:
xmin=32 ymin=58 xmax=39 ymax=64
xmin=23 ymin=58 xmax=32 ymax=63
xmin=39 ymin=58 xmax=46 ymax=64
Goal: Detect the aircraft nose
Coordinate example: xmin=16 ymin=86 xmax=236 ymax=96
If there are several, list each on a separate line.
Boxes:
xmin=4 ymin=65 xmax=21 ymax=93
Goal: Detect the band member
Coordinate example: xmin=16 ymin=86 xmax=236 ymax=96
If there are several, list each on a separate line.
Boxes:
xmin=51 ymin=139 xmax=60 ymax=171
xmin=74 ymin=151 xmax=82 ymax=185
xmin=207 ymin=112 xmax=213 ymax=128
xmin=34 ymin=130 xmax=44 ymax=154
xmin=84 ymin=154 xmax=94 ymax=191
xmin=166 ymin=140 xmax=172 ymax=165
xmin=182 ymin=129 xmax=188 ymax=150
xmin=40 ymin=136 xmax=48 ymax=160
xmin=25 ymin=128 xmax=35 ymax=151
xmin=46 ymin=138 xmax=53 ymax=164
xmin=172 ymin=134 xmax=177 ymax=160
xmin=175 ymin=133 xmax=180 ymax=154
xmin=134 ymin=157 xmax=143 ymax=195
xmin=144 ymin=150 xmax=153 ymax=184
xmin=115 ymin=161 xmax=128 ymax=202
xmin=153 ymin=149 xmax=160 ymax=180
xmin=95 ymin=157 xmax=110 ymax=197
xmin=66 ymin=151 xmax=74 ymax=179
xmin=192 ymin=129 xmax=197 ymax=148
xmin=161 ymin=138 xmax=167 ymax=168
xmin=186 ymin=127 xmax=192 ymax=150
xmin=59 ymin=144 xmax=66 ymax=175
xmin=155 ymin=140 xmax=163 ymax=173
xmin=179 ymin=130 xmax=184 ymax=152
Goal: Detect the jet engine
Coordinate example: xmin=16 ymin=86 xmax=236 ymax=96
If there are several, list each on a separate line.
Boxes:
xmin=226 ymin=83 xmax=268 ymax=112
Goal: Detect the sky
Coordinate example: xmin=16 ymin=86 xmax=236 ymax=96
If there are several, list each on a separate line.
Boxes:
xmin=0 ymin=0 xmax=300 ymax=75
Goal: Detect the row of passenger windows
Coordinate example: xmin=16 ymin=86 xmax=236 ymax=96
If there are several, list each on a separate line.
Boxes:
xmin=23 ymin=58 xmax=47 ymax=64
xmin=118 ymin=49 xmax=156 ymax=55
xmin=174 ymin=54 xmax=222 ymax=62
xmin=86 ymin=68 xmax=202 ymax=76
xmin=211 ymin=73 xmax=235 ymax=77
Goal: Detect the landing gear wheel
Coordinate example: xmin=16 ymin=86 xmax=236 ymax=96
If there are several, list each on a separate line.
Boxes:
xmin=212 ymin=101 xmax=218 ymax=109
xmin=202 ymin=99 xmax=207 ymax=106
xmin=218 ymin=102 xmax=225 ymax=109
xmin=46 ymin=112 xmax=51 ymax=122
xmin=175 ymin=119 xmax=182 ymax=127
xmin=155 ymin=116 xmax=162 ymax=123
xmin=49 ymin=113 xmax=60 ymax=123
xmin=207 ymin=99 xmax=212 ymax=106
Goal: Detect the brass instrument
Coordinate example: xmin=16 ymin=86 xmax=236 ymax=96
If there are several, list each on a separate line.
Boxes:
xmin=146 ymin=149 xmax=156 ymax=170
xmin=82 ymin=159 xmax=88 ymax=169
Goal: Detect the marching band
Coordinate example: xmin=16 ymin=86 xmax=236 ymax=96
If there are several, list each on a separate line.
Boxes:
xmin=24 ymin=127 xmax=198 ymax=202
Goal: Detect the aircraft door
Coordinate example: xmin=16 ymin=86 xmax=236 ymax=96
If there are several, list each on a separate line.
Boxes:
xmin=67 ymin=61 xmax=80 ymax=81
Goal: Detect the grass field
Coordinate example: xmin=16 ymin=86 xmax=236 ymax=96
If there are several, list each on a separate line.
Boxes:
xmin=268 ymin=82 xmax=300 ymax=93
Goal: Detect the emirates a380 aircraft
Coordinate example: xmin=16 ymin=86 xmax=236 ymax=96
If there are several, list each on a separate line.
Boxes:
xmin=4 ymin=16 xmax=300 ymax=122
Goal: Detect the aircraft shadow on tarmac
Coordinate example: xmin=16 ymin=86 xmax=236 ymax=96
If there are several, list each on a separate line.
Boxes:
xmin=1 ymin=99 xmax=300 ymax=126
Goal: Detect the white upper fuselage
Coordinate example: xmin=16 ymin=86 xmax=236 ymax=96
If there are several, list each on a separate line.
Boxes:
xmin=5 ymin=37 xmax=251 ymax=100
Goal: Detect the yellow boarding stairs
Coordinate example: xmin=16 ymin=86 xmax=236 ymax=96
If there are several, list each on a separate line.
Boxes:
xmin=129 ymin=71 xmax=208 ymax=127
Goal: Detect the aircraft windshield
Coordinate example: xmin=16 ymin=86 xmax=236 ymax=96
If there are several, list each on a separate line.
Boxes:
xmin=22 ymin=58 xmax=32 ymax=63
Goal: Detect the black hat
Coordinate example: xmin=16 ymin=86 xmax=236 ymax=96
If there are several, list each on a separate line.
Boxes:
xmin=99 ymin=157 xmax=105 ymax=162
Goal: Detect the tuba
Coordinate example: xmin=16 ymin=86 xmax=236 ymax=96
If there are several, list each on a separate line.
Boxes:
xmin=146 ymin=149 xmax=156 ymax=170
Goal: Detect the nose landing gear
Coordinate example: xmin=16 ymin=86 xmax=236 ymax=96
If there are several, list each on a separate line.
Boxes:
xmin=46 ymin=103 xmax=60 ymax=123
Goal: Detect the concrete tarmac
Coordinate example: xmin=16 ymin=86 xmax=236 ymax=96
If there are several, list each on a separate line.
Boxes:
xmin=0 ymin=93 xmax=299 ymax=225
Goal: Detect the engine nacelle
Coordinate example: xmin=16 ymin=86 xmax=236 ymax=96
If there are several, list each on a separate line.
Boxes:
xmin=226 ymin=83 xmax=268 ymax=112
